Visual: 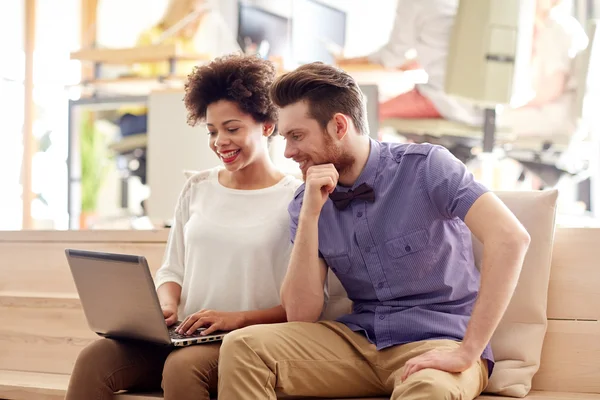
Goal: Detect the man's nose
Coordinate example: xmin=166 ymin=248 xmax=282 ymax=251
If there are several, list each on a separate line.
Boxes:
xmin=284 ymin=142 xmax=296 ymax=159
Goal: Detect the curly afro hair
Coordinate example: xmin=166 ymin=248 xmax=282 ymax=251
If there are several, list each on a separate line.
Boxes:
xmin=183 ymin=53 xmax=278 ymax=129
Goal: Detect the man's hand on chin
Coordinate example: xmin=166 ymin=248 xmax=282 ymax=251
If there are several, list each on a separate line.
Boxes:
xmin=401 ymin=346 xmax=477 ymax=381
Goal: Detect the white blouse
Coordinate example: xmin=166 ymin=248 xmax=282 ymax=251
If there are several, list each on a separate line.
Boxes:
xmin=155 ymin=167 xmax=302 ymax=318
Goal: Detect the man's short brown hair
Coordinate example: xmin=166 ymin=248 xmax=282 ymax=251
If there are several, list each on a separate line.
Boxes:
xmin=270 ymin=62 xmax=368 ymax=135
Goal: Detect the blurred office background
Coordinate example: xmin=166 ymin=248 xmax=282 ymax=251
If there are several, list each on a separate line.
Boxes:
xmin=1 ymin=0 xmax=599 ymax=230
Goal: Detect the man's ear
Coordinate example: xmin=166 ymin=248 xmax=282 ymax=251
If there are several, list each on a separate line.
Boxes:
xmin=331 ymin=113 xmax=350 ymax=141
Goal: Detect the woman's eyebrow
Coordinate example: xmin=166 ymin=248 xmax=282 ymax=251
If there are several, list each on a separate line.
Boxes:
xmin=222 ymin=119 xmax=242 ymax=125
xmin=206 ymin=119 xmax=242 ymax=127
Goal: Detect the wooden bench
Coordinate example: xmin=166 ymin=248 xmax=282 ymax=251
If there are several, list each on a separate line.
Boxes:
xmin=0 ymin=228 xmax=598 ymax=400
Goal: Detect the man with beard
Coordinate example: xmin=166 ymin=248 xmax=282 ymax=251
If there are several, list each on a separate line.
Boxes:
xmin=216 ymin=62 xmax=531 ymax=400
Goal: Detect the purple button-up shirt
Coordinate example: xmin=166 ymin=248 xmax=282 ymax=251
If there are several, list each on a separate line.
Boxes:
xmin=288 ymin=139 xmax=494 ymax=373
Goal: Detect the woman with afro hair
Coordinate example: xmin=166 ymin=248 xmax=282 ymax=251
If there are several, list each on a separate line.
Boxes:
xmin=66 ymin=54 xmax=302 ymax=400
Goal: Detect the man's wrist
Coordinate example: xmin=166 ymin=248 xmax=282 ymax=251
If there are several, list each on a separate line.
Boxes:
xmin=299 ymin=208 xmax=321 ymax=224
xmin=459 ymin=341 xmax=483 ymax=363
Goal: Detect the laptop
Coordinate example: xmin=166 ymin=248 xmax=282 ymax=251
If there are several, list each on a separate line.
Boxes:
xmin=65 ymin=248 xmax=227 ymax=347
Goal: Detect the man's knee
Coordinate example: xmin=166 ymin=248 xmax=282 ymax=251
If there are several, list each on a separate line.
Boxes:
xmin=221 ymin=325 xmax=272 ymax=360
xmin=219 ymin=324 xmax=285 ymax=375
xmin=394 ymin=370 xmax=463 ymax=400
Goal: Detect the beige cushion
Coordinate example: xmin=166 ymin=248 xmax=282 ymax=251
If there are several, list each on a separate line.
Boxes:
xmin=321 ymin=274 xmax=352 ymax=321
xmin=478 ymin=190 xmax=558 ymax=397
xmin=322 ymin=190 xmax=558 ymax=398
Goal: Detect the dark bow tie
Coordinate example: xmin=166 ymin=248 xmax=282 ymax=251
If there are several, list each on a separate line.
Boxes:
xmin=329 ymin=183 xmax=375 ymax=210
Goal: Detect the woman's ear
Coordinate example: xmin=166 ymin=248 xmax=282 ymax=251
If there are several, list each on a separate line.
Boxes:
xmin=263 ymin=122 xmax=276 ymax=137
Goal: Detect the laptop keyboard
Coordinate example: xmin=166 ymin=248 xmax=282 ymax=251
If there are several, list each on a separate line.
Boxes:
xmin=168 ymin=326 xmax=205 ymax=340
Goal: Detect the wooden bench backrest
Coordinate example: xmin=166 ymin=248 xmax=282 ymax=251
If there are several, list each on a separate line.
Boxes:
xmin=533 ymin=228 xmax=600 ymax=394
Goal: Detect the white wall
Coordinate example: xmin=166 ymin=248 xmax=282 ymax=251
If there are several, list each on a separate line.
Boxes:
xmin=97 ymin=0 xmax=240 ymax=50
xmin=240 ymin=0 xmax=397 ymax=57
xmin=146 ymin=90 xmax=221 ymax=223
xmin=320 ymin=0 xmax=397 ymax=57
xmin=96 ymin=0 xmax=398 ymax=59
xmin=97 ymin=0 xmax=169 ymax=48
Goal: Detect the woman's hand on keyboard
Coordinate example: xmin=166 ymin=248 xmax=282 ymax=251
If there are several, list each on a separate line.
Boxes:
xmin=176 ymin=309 xmax=245 ymax=336
xmin=161 ymin=304 xmax=178 ymax=327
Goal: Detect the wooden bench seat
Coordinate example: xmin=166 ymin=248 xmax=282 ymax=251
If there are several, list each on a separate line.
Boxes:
xmin=2 ymin=371 xmax=600 ymax=400
xmin=0 ymin=370 xmax=162 ymax=399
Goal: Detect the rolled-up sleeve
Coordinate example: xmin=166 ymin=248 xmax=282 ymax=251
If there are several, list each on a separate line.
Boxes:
xmin=424 ymin=146 xmax=488 ymax=221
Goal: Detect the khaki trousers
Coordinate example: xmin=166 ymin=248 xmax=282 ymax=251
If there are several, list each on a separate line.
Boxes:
xmin=218 ymin=321 xmax=488 ymax=400
xmin=65 ymin=338 xmax=220 ymax=400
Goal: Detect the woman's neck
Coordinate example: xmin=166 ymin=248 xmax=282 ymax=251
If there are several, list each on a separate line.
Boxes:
xmin=220 ymin=156 xmax=284 ymax=190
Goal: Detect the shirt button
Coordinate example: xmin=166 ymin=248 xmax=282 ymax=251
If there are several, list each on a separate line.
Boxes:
xmin=377 ymin=282 xmax=384 ymax=289
xmin=357 ymin=211 xmax=363 ymax=218
xmin=379 ymin=315 xmax=385 ymax=320
xmin=365 ymin=247 xmax=371 ymax=253
xmin=405 ymin=245 xmax=412 ymax=252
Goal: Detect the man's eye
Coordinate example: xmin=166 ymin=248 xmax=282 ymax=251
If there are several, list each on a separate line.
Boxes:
xmin=228 ymin=128 xmax=239 ymax=133
xmin=208 ymin=131 xmax=217 ymax=136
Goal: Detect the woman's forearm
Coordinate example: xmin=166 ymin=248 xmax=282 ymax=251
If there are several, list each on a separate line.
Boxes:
xmin=157 ymin=282 xmax=182 ymax=308
xmin=239 ymin=305 xmax=287 ymax=327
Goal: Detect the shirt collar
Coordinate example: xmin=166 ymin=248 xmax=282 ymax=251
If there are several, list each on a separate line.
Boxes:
xmin=348 ymin=137 xmax=381 ymax=190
